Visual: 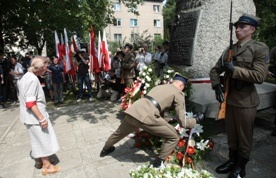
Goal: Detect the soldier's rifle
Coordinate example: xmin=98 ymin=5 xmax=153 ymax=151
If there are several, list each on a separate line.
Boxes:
xmin=217 ymin=0 xmax=234 ymax=119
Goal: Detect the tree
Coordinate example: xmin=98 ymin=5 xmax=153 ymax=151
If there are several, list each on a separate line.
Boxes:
xmin=162 ymin=0 xmax=176 ymax=41
xmin=0 ymin=0 xmax=144 ymax=55
xmin=254 ymin=0 xmax=276 ymax=47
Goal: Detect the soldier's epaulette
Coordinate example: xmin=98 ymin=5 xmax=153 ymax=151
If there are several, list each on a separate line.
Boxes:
xmin=254 ymin=41 xmax=268 ymax=48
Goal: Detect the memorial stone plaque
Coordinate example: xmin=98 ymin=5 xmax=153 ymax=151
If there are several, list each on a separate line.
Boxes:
xmin=168 ymin=10 xmax=201 ymax=66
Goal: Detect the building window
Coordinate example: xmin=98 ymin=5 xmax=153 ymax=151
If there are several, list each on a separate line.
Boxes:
xmin=154 ymin=19 xmax=161 ymax=27
xmin=130 ymin=19 xmax=138 ymax=27
xmin=114 ymin=18 xmax=121 ymax=26
xmin=153 ymin=5 xmax=160 ymax=13
xmin=113 ymin=2 xmax=121 ymax=11
xmin=114 ymin=34 xmax=122 ymax=41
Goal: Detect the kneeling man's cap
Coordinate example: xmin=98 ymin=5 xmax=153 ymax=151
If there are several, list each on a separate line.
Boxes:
xmin=173 ymin=74 xmax=189 ymax=84
xmin=234 ymin=13 xmax=260 ymax=27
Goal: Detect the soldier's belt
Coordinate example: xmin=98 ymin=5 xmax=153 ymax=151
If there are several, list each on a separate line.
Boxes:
xmin=144 ymin=95 xmax=161 ymax=112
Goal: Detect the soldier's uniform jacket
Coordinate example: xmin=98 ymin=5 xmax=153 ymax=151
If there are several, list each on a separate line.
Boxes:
xmin=125 ymin=84 xmax=186 ymax=126
xmin=210 ymin=39 xmax=269 ymax=107
xmin=121 ymin=52 xmax=136 ymax=79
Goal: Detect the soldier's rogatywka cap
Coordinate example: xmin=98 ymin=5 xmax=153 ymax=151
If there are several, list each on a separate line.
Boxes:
xmin=234 ymin=13 xmax=260 ymax=27
xmin=173 ymin=74 xmax=189 ymax=84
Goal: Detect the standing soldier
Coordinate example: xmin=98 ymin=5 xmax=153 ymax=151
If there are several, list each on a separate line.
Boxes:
xmin=210 ymin=14 xmax=270 ymax=178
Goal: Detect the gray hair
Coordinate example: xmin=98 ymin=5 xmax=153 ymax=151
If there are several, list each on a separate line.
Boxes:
xmin=28 ymin=56 xmax=47 ymax=72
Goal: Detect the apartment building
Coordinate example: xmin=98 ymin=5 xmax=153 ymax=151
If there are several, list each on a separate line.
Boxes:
xmin=105 ymin=0 xmax=164 ymax=42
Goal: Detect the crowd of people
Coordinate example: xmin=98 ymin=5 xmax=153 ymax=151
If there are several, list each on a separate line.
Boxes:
xmin=0 ymin=41 xmax=170 ymax=108
xmin=87 ymin=41 xmax=169 ymax=102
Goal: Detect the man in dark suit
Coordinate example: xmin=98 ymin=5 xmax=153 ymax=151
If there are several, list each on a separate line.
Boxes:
xmin=100 ymin=74 xmax=201 ymax=167
xmin=210 ymin=13 xmax=269 ymax=178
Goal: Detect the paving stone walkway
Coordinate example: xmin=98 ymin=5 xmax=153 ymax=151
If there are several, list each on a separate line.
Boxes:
xmin=0 ymin=100 xmax=275 ymax=178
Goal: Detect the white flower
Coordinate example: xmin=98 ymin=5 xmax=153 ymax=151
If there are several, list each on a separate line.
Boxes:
xmin=188 ymin=139 xmax=195 ymax=147
xmin=142 ymin=72 xmax=146 ymax=76
xmin=167 ymin=70 xmax=172 ymax=73
xmin=193 ymin=124 xmax=204 ymax=137
xmin=175 ymin=124 xmax=189 ymax=138
xmin=148 ymin=68 xmax=152 ymax=73
xmin=165 ymin=75 xmax=169 ymax=79
xmin=143 ymin=65 xmax=147 ymax=70
xmin=143 ymin=90 xmax=147 ymax=94
xmin=196 ymin=139 xmax=209 ymax=151
xmin=146 ymin=76 xmax=151 ymax=82
xmin=145 ymin=83 xmax=150 ymax=87
xmin=141 ymin=79 xmax=145 ymax=83
xmin=155 ymin=79 xmax=161 ymax=86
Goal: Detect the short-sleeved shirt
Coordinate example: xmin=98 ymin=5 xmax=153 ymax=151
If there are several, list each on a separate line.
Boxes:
xmin=77 ymin=59 xmax=89 ymax=77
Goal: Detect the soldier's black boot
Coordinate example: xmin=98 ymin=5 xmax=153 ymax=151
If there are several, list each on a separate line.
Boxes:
xmin=100 ymin=146 xmax=115 ymax=157
xmin=228 ymin=156 xmax=248 ymax=178
xmin=216 ymin=149 xmax=238 ymax=174
xmin=152 ymin=158 xmax=164 ymax=168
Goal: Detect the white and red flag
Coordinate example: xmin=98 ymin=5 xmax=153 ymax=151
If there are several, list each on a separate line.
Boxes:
xmin=54 ymin=31 xmax=60 ymax=58
xmin=101 ymin=29 xmax=110 ymax=71
xmin=59 ymin=33 xmax=65 ymax=61
xmin=97 ymin=31 xmax=102 ymax=69
xmin=89 ymin=27 xmax=100 ymax=73
xmin=64 ymin=28 xmax=71 ymax=72
xmin=71 ymin=34 xmax=79 ymax=53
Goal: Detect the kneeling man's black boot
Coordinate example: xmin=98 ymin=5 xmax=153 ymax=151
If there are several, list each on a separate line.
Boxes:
xmin=228 ymin=156 xmax=248 ymax=178
xmin=216 ymin=149 xmax=238 ymax=174
xmin=100 ymin=146 xmax=115 ymax=157
xmin=152 ymin=158 xmax=164 ymax=168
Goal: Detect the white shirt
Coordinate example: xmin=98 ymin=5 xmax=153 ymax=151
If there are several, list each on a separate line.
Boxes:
xmin=135 ymin=52 xmax=152 ymax=71
xmin=12 ymin=62 xmax=24 ymax=80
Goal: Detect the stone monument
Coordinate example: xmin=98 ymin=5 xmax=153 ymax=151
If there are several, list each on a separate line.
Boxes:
xmin=168 ymin=0 xmax=256 ymax=78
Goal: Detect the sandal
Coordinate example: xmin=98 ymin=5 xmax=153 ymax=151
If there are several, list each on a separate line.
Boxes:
xmin=42 ymin=165 xmax=61 ymax=175
xmin=35 ymin=157 xmax=56 ymax=169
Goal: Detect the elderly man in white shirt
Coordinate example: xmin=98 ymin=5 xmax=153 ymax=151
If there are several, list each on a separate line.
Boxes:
xmin=9 ymin=56 xmax=24 ymax=100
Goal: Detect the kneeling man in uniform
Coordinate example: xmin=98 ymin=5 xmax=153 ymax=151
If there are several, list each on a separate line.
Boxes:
xmin=100 ymin=74 xmax=202 ymax=167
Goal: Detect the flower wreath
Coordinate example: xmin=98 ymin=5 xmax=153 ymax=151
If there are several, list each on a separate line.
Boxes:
xmin=121 ymin=65 xmax=176 ymax=110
